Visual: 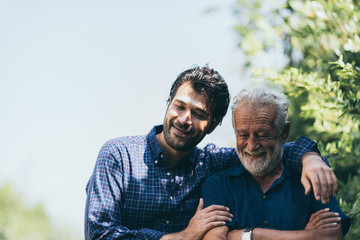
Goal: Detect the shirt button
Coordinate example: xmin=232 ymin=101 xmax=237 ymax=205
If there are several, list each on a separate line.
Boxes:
xmin=170 ymin=196 xmax=173 ymax=200
xmin=264 ymin=220 xmax=269 ymax=226
xmin=166 ymin=220 xmax=170 ymax=224
xmin=167 ymin=172 xmax=171 ymax=176
xmin=154 ymin=160 xmax=159 ymax=164
xmin=262 ymin=194 xmax=268 ymax=200
xmin=159 ymin=153 xmax=164 ymax=160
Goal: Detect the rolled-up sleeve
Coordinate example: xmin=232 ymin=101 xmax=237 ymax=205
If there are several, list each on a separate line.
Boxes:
xmin=283 ymin=136 xmax=327 ymax=173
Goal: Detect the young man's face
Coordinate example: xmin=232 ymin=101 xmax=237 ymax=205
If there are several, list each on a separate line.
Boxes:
xmin=233 ymin=103 xmax=285 ymax=177
xmin=162 ymin=82 xmax=215 ymax=152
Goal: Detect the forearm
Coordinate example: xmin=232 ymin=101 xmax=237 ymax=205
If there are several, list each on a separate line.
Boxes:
xmin=202 ymin=226 xmax=228 ymax=240
xmin=85 ymin=223 xmax=164 ymax=240
xmin=231 ymin=227 xmax=343 ymax=240
xmin=85 ymin=190 xmax=164 ymax=239
xmin=253 ymin=228 xmax=313 ymax=240
xmin=160 ymin=231 xmax=188 ymax=240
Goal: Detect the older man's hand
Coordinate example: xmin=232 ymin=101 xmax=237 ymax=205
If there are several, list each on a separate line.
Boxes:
xmin=301 ymin=152 xmax=338 ymax=204
xmin=305 ymin=208 xmax=341 ymax=230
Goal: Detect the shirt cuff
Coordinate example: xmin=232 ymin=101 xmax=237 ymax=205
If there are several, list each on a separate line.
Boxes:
xmin=289 ymin=136 xmax=320 ymax=172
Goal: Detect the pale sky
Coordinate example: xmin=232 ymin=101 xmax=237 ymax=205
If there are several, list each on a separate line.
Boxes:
xmin=0 ymin=0 xmax=277 ymax=238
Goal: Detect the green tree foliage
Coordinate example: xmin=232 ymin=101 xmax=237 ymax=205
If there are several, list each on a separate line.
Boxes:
xmin=232 ymin=0 xmax=360 ymax=238
xmin=0 ymin=183 xmax=80 ymax=240
xmin=0 ymin=183 xmax=52 ymax=240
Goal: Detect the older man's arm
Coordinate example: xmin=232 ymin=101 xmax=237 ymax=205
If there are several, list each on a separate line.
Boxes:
xmin=203 ymin=225 xmax=343 ymax=240
xmin=203 ymin=210 xmax=343 ymax=240
xmin=249 ymin=225 xmax=343 ymax=240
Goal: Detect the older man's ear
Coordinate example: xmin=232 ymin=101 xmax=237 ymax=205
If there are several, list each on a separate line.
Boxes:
xmin=281 ymin=122 xmax=291 ymax=144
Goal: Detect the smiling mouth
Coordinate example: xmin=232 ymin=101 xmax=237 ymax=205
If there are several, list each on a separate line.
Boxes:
xmin=244 ymin=150 xmax=266 ymax=158
xmin=172 ymin=124 xmax=191 ymax=137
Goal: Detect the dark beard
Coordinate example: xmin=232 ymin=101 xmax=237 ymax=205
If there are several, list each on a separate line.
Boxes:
xmin=163 ymin=121 xmax=203 ymax=152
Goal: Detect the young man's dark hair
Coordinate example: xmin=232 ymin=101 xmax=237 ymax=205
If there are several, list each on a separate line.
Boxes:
xmin=168 ymin=66 xmax=230 ymax=125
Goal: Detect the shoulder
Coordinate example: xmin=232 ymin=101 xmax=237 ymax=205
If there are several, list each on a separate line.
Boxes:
xmin=96 ymin=135 xmax=147 ymax=164
xmin=101 ymin=135 xmax=147 ymax=152
xmin=198 ymin=143 xmax=238 ymax=163
xmin=204 ymin=166 xmax=241 ymax=186
xmin=201 ymin=143 xmax=236 ymax=154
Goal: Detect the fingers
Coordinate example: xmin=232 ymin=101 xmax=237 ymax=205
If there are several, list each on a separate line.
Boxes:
xmin=308 ymin=170 xmax=322 ymax=201
xmin=301 ymin=153 xmax=339 ymax=203
xmin=186 ymin=203 xmax=233 ymax=238
xmin=202 ymin=204 xmax=230 ymax=213
xmin=319 ymin=166 xmax=339 ymax=204
xmin=317 ymin=167 xmax=329 ymax=204
xmin=196 ymin=198 xmax=204 ymax=212
xmin=306 ymin=167 xmax=335 ymax=203
xmin=202 ymin=205 xmax=233 ymax=222
xmin=308 ymin=208 xmax=330 ymax=221
xmin=330 ymin=170 xmax=338 ymax=197
xmin=204 ymin=213 xmax=233 ymax=226
xmin=301 ymin=175 xmax=312 ymax=196
xmin=313 ymin=216 xmax=341 ymax=229
xmin=308 ymin=208 xmax=341 ymax=229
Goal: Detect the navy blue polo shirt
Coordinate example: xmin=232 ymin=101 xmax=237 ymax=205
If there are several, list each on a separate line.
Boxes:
xmin=201 ymin=156 xmax=350 ymax=235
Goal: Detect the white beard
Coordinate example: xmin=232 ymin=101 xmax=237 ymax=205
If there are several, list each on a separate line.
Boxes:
xmin=237 ymin=141 xmax=283 ymax=177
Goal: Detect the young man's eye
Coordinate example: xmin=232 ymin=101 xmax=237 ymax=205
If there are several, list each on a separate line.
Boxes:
xmin=175 ymin=105 xmax=184 ymax=110
xmin=193 ymin=112 xmax=206 ymax=119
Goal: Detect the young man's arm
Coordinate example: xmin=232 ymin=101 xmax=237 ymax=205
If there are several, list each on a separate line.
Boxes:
xmin=85 ymin=143 xmax=233 ymax=240
xmin=284 ymin=136 xmax=338 ymax=204
xmin=160 ymin=199 xmax=232 ymax=240
xmin=85 ymin=143 xmax=164 ymax=240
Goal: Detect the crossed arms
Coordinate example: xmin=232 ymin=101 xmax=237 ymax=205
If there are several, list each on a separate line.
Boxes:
xmin=203 ymin=208 xmax=343 ymax=240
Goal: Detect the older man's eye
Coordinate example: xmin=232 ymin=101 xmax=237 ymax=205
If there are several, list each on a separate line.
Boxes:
xmin=238 ymin=134 xmax=248 ymax=139
xmin=259 ymin=136 xmax=269 ymax=140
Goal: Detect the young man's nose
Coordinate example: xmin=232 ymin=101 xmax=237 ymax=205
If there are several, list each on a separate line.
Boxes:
xmin=179 ymin=110 xmax=191 ymax=125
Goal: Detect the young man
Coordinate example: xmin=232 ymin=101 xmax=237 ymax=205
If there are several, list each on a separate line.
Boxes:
xmin=202 ymin=87 xmax=350 ymax=240
xmin=85 ymin=66 xmax=338 ymax=240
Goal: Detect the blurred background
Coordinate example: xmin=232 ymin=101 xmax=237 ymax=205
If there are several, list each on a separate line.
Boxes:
xmin=1 ymin=0 xmax=359 ymax=239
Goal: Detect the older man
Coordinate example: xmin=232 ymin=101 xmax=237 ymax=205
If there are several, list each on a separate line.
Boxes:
xmin=85 ymin=66 xmax=339 ymax=240
xmin=202 ymin=87 xmax=350 ymax=240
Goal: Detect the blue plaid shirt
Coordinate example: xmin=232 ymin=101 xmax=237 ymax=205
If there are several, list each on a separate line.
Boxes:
xmin=85 ymin=125 xmax=318 ymax=240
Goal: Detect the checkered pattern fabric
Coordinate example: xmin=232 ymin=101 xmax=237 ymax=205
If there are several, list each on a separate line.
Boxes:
xmin=85 ymin=125 xmax=318 ymax=240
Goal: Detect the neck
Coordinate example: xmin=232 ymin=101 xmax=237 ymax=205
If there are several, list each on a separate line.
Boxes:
xmin=156 ymin=132 xmax=192 ymax=170
xmin=251 ymin=161 xmax=284 ymax=193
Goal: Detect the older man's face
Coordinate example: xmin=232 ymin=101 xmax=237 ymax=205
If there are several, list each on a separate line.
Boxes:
xmin=233 ymin=103 xmax=284 ymax=177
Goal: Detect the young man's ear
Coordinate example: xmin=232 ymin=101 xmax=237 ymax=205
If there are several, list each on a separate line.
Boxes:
xmin=281 ymin=122 xmax=291 ymax=144
xmin=207 ymin=120 xmax=221 ymax=135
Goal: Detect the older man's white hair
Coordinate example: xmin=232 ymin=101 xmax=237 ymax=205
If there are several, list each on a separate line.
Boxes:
xmin=231 ymin=87 xmax=289 ymax=136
